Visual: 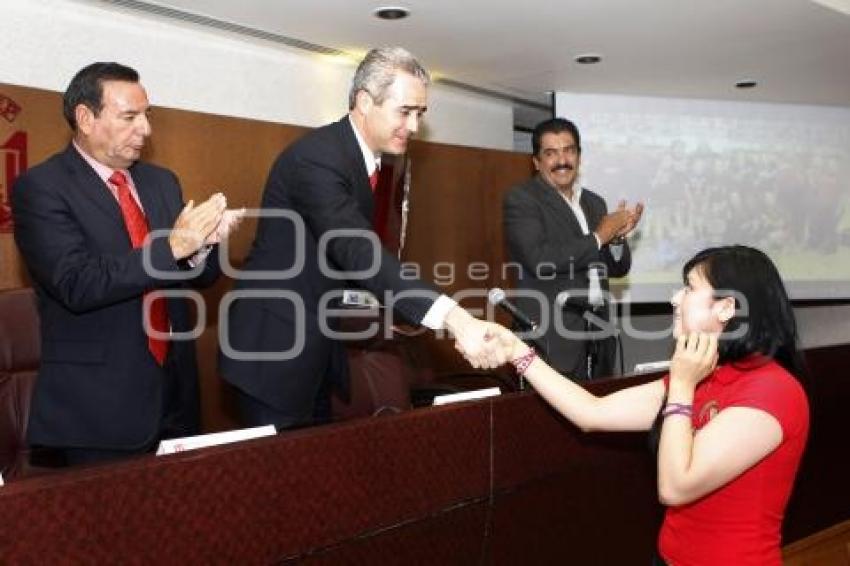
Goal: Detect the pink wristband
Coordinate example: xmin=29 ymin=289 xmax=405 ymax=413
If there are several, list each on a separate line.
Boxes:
xmin=511 ymin=348 xmax=537 ymax=376
xmin=662 ymin=403 xmax=693 ymax=418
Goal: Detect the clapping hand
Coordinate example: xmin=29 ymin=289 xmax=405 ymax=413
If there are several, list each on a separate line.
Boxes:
xmin=169 ymin=193 xmax=226 ymax=259
xmin=205 ymin=207 xmax=247 ymax=245
xmin=616 ymin=200 xmax=644 ymax=238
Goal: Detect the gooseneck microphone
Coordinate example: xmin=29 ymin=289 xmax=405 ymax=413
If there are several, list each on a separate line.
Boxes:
xmin=487 ymin=288 xmax=538 ymax=331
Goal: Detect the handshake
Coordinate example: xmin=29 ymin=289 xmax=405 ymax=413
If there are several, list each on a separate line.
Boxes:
xmin=443 ymin=306 xmax=525 ymax=369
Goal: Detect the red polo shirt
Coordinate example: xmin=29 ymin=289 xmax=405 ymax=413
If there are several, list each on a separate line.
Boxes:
xmin=659 ymin=359 xmax=809 ymax=565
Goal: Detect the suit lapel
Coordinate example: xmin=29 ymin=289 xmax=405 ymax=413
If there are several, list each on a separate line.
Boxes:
xmin=61 ymin=145 xmax=170 ymax=239
xmin=61 ymin=145 xmax=126 ymax=233
xmin=335 ymin=117 xmax=374 ymax=218
xmin=129 ymin=164 xmax=169 ymax=232
xmin=531 ymin=175 xmax=585 ymax=236
xmin=579 ymin=190 xmax=602 ymax=229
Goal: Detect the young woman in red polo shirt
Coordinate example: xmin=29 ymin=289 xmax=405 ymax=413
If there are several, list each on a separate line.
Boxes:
xmin=492 ymin=245 xmax=809 ymax=565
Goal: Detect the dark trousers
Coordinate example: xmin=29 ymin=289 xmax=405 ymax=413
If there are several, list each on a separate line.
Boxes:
xmin=236 ymin=375 xmax=333 ymax=431
xmin=33 ymin=431 xmax=161 ymax=468
xmin=62 ymin=446 xmax=147 ymax=467
xmin=31 ymin=354 xmax=191 ymax=468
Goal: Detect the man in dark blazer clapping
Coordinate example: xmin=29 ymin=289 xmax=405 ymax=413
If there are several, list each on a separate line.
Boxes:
xmin=13 ymin=62 xmax=238 ymax=466
xmin=503 ymin=118 xmax=643 ymax=380
xmin=219 ymin=47 xmax=508 ymax=430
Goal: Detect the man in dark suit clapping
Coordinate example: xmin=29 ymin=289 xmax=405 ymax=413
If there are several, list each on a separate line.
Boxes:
xmin=13 ymin=62 xmax=239 ymax=465
xmin=503 ymin=118 xmax=643 ymax=380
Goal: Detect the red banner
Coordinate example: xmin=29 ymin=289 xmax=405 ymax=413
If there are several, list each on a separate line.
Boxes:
xmin=0 ymin=93 xmax=26 ymax=233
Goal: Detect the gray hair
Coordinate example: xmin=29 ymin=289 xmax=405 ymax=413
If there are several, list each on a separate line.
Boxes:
xmin=348 ymin=47 xmax=430 ymax=109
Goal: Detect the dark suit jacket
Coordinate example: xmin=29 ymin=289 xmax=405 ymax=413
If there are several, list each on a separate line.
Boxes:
xmin=503 ymin=175 xmax=631 ymax=378
xmin=12 ymin=145 xmax=219 ymax=450
xmin=219 ymin=117 xmax=438 ymax=423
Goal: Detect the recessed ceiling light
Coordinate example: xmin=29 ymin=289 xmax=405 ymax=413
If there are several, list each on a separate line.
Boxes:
xmin=574 ymin=54 xmax=602 ymax=65
xmin=735 ymin=80 xmax=758 ymax=89
xmin=809 ymin=0 xmax=850 ymax=16
xmin=374 ymin=6 xmax=410 ymax=20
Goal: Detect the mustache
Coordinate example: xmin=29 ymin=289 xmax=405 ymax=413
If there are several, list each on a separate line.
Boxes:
xmin=550 ymin=163 xmax=574 ymax=172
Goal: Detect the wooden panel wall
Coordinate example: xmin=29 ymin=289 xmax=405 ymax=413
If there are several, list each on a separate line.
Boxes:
xmin=0 ymin=82 xmax=313 ymax=288
xmin=1 ymin=84 xmax=73 ymax=288
xmin=402 ymin=141 xmax=532 ymax=372
xmin=0 ymin=81 xmax=531 ymax=291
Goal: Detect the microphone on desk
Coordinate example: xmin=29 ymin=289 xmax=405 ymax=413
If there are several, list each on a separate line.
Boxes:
xmin=487 ymin=288 xmax=538 ymax=331
xmin=487 ymin=288 xmax=550 ymax=390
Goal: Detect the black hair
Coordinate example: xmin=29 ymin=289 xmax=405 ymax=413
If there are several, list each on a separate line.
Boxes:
xmin=62 ymin=62 xmax=140 ymax=131
xmin=531 ymin=118 xmax=582 ymax=157
xmin=682 ymin=245 xmax=807 ymax=379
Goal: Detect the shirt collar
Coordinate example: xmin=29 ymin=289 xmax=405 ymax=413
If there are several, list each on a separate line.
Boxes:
xmin=348 ymin=114 xmax=381 ymax=176
xmin=565 ymin=184 xmax=583 ymax=206
xmin=537 ymin=174 xmax=582 ymax=205
xmin=72 ymin=140 xmax=128 ymax=186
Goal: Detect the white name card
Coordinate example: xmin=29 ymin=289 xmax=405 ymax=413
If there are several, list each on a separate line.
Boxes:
xmin=156 ymin=425 xmax=276 ymax=456
xmin=433 ymin=387 xmax=501 ymax=406
xmin=341 ymin=289 xmax=379 ymax=308
xmin=633 ymin=360 xmax=672 ymax=374
xmin=0 ymin=471 xmax=4 ymax=486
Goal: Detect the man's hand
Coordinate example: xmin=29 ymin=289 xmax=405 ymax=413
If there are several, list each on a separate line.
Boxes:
xmin=444 ymin=306 xmax=511 ymax=369
xmin=205 ymin=207 xmax=247 ymax=245
xmin=594 ymin=207 xmax=631 ymax=245
xmin=491 ymin=323 xmax=528 ymax=361
xmin=169 ymin=193 xmax=226 ymax=260
xmin=595 ymin=200 xmax=644 ymax=244
xmin=617 ymin=201 xmax=644 ymax=238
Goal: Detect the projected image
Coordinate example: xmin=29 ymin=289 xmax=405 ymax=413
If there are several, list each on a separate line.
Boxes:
xmin=556 ymin=93 xmax=850 ymax=301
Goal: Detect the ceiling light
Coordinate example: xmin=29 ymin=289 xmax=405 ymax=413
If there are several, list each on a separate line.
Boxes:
xmin=735 ymin=80 xmax=758 ymax=89
xmin=374 ymin=6 xmax=410 ymax=20
xmin=574 ymin=54 xmax=602 ymax=65
xmin=809 ymin=0 xmax=850 ymax=16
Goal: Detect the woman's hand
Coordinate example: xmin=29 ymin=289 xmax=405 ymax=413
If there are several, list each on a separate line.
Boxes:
xmin=494 ymin=324 xmax=530 ymax=362
xmin=669 ymin=332 xmax=719 ymax=389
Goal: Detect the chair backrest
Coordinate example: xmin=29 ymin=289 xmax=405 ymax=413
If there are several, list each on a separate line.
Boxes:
xmin=332 ymin=349 xmax=413 ymax=421
xmin=0 ymin=287 xmax=40 ymax=480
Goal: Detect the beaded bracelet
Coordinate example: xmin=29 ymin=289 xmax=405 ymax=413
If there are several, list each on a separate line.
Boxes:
xmin=511 ymin=348 xmax=538 ymax=376
xmin=661 ymin=402 xmax=693 ymax=418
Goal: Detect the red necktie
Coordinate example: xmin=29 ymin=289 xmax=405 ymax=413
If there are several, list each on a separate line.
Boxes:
xmin=109 ymin=171 xmax=169 ymax=366
xmin=371 ymin=165 xmax=394 ymax=245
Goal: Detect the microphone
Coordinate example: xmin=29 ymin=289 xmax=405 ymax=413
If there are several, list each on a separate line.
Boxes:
xmin=487 ymin=288 xmax=538 ymax=331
